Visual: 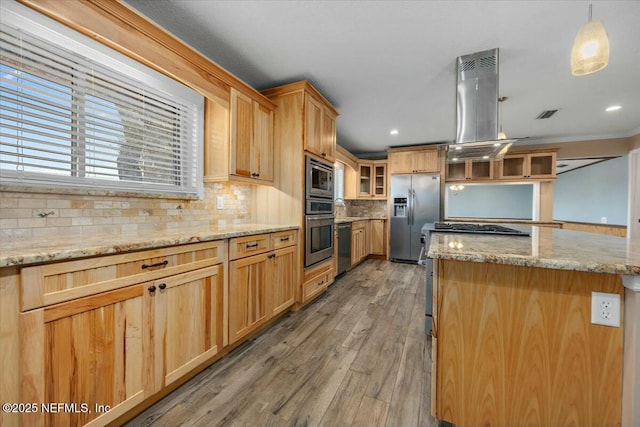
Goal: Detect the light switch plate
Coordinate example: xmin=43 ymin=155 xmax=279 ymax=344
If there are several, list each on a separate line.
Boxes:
xmin=216 ymin=196 xmax=224 ymax=210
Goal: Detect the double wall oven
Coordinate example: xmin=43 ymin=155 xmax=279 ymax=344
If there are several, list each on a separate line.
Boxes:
xmin=305 ymin=156 xmax=334 ymax=268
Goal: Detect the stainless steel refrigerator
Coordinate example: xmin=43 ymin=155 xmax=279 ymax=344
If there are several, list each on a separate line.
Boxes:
xmin=390 ymin=174 xmax=440 ymax=261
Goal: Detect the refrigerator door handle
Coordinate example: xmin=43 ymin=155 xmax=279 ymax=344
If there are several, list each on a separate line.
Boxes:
xmin=410 ymin=189 xmax=416 ymax=226
xmin=407 ymin=191 xmax=412 ymax=226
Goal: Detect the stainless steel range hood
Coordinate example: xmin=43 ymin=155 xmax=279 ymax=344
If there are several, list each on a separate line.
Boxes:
xmin=447 ymin=48 xmax=515 ymax=162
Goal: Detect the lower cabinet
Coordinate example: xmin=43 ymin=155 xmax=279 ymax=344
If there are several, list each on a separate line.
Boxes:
xmin=229 ymin=253 xmax=269 ymax=344
xmin=19 ymin=264 xmax=225 ymax=427
xmin=351 ymin=221 xmax=369 ymax=266
xmin=151 ymin=265 xmax=224 ymax=389
xmin=370 ymin=219 xmax=386 ymax=256
xmin=228 ymin=232 xmax=297 ymax=344
xmin=21 ymin=285 xmax=149 ymax=427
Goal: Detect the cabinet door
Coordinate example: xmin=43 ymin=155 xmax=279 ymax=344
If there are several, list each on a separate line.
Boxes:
xmin=499 ymin=154 xmax=527 ymax=179
xmin=230 ymin=89 xmax=254 ymax=178
xmin=304 ymin=95 xmax=324 ymax=157
xmin=359 ymin=163 xmax=373 ymax=197
xmin=321 ymin=108 xmax=336 ymax=161
xmin=370 ymin=220 xmax=386 ymax=255
xmin=373 ymin=163 xmax=387 ymax=197
xmin=253 ymin=102 xmax=274 ymax=182
xmin=229 ymin=253 xmax=268 ymax=344
xmin=414 ymin=150 xmax=439 ymax=172
xmin=21 ymin=285 xmax=149 ymax=427
xmin=528 ymin=152 xmax=556 ymax=178
xmin=390 ymin=151 xmax=415 ymax=174
xmin=268 ymin=246 xmax=296 ymax=317
xmin=153 ymin=265 xmax=223 ymax=389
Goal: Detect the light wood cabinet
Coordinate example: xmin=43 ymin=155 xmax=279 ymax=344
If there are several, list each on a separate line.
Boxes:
xmin=369 ymin=219 xmax=386 ymax=256
xmin=151 ymin=265 xmax=223 ymax=389
xmin=302 ymin=259 xmax=334 ymax=302
xmin=204 ymin=90 xmax=275 ymax=184
xmin=230 ymin=88 xmax=274 ymax=182
xmin=228 ymin=230 xmax=298 ymax=343
xmin=304 ymin=94 xmax=337 ymax=162
xmin=229 ymin=252 xmax=268 ymax=344
xmin=388 ymin=148 xmax=439 ymax=174
xmin=21 ymin=285 xmax=149 ymax=427
xmin=357 ymin=161 xmax=387 ymax=199
xmin=446 ymin=159 xmax=495 ymax=181
xmin=498 ymin=151 xmax=556 ymax=180
xmin=350 ymin=221 xmax=369 ymax=266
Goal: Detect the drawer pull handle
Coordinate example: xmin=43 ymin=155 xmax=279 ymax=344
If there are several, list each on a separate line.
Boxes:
xmin=141 ymin=260 xmax=168 ymax=270
xmin=268 ymin=253 xmax=276 ymax=259
xmin=319 ymin=280 xmax=324 ymax=285
xmin=246 ymin=243 xmax=259 ymax=249
xmin=158 ymin=283 xmax=167 ymax=290
xmin=280 ymin=237 xmax=290 ymax=242
xmin=148 ymin=285 xmax=156 ymax=293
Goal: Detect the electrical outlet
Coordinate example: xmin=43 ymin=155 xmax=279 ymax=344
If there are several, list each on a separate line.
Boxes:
xmin=216 ymin=196 xmax=224 ymax=210
xmin=591 ymin=292 xmax=620 ymax=327
xmin=600 ymin=216 xmax=608 ymax=224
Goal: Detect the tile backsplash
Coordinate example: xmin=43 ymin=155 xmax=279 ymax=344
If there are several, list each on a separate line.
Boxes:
xmin=341 ymin=199 xmax=388 ymax=217
xmin=0 ymin=183 xmax=254 ymax=240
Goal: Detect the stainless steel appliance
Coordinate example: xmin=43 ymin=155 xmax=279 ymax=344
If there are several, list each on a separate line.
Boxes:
xmin=304 ymin=155 xmax=335 ymax=267
xmin=390 ymin=173 xmax=440 ymax=262
xmin=305 ymin=214 xmax=334 ymax=268
xmin=337 ymin=222 xmax=351 ymax=275
xmin=305 ymin=155 xmax=334 ymax=200
xmin=420 ymin=221 xmax=530 ymax=335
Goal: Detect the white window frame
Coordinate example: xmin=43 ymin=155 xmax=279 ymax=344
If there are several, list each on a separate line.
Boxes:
xmin=0 ymin=2 xmax=204 ymax=199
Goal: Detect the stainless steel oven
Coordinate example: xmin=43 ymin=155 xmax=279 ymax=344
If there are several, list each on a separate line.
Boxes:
xmin=305 ymin=214 xmax=334 ymax=267
xmin=305 ymin=156 xmax=334 ymax=200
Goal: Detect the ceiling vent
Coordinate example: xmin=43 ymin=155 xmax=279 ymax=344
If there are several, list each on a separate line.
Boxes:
xmin=536 ymin=109 xmax=559 ymax=119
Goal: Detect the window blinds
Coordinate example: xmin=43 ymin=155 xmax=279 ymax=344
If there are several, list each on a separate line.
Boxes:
xmin=0 ymin=4 xmax=203 ymax=197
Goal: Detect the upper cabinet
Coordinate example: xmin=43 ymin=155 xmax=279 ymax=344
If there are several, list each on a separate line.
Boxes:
xmin=357 ymin=161 xmax=387 ymax=199
xmin=498 ymin=151 xmax=557 ymax=180
xmin=204 ymin=88 xmax=275 ymax=184
xmin=388 ymin=147 xmax=440 ymax=174
xmin=303 ymin=91 xmax=337 ymax=162
xmin=446 ymin=159 xmax=494 ymax=181
xmin=263 ymin=81 xmax=338 ymax=165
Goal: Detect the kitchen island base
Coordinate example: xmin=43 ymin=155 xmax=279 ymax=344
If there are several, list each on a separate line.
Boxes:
xmin=433 ymin=259 xmax=624 ymax=427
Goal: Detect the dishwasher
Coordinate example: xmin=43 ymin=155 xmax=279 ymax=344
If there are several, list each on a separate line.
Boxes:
xmin=337 ymin=222 xmax=351 ymax=276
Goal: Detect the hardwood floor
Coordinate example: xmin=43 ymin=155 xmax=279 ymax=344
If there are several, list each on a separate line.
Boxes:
xmin=125 ymin=259 xmax=438 ymax=427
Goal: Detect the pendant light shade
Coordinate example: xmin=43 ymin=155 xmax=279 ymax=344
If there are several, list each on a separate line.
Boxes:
xmin=571 ymin=4 xmax=609 ymax=76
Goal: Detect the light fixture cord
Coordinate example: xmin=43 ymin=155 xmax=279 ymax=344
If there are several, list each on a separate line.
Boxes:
xmin=588 ymin=3 xmax=592 ymax=22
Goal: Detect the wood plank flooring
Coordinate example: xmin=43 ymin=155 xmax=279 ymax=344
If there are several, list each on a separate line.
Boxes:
xmin=125 ymin=259 xmax=438 ymax=427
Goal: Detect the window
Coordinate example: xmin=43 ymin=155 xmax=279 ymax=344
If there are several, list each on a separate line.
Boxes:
xmin=0 ymin=3 xmax=203 ymax=198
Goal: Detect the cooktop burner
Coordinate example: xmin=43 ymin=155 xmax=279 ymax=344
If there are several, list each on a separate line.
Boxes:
xmin=434 ymin=222 xmax=530 ymax=236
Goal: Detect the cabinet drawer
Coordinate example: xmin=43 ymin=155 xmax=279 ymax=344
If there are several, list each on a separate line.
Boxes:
xmin=20 ymin=240 xmax=225 ymax=311
xmin=271 ymin=229 xmax=297 ymax=250
xmin=352 ymin=220 xmax=367 ymax=231
xmin=303 ymin=270 xmax=333 ymax=301
xmin=229 ymin=234 xmax=271 ymax=260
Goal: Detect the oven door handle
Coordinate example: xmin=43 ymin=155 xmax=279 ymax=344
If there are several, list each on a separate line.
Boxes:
xmin=306 ymin=214 xmax=335 ymax=221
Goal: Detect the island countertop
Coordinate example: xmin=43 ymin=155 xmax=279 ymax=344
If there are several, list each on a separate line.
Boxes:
xmin=0 ymin=223 xmax=299 ymax=268
xmin=427 ymin=225 xmax=640 ymax=276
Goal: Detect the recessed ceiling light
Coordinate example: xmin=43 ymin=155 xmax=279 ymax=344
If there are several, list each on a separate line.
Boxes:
xmin=482 ymin=155 xmax=489 ymax=159
xmin=454 ymin=146 xmax=462 ymax=151
xmin=452 ymin=157 xmax=459 ymax=161
xmin=493 ymin=142 xmax=502 ymax=147
xmin=606 ymin=105 xmax=622 ymax=112
xmin=389 ymin=129 xmax=399 ymax=135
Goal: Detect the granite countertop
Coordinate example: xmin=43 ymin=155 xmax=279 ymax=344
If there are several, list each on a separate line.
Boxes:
xmin=335 ymin=216 xmax=387 ymax=224
xmin=428 ymin=225 xmax=640 ymax=276
xmin=0 ymin=223 xmax=299 ymax=268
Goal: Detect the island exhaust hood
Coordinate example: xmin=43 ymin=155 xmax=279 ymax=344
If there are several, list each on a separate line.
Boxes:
xmin=447 ymin=48 xmax=516 ymax=162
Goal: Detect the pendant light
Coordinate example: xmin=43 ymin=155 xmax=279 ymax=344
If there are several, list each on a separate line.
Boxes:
xmin=497 ymin=96 xmax=507 ymax=140
xmin=571 ymin=4 xmax=609 ymax=76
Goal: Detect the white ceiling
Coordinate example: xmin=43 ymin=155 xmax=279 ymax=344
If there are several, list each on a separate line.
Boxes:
xmin=124 ymin=0 xmax=640 ymax=156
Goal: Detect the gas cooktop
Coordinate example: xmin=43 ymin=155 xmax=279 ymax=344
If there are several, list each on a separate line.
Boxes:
xmin=433 ymin=222 xmax=530 ymax=236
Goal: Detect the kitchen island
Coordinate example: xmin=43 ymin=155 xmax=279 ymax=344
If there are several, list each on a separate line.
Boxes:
xmin=428 ymin=226 xmax=639 ymax=427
